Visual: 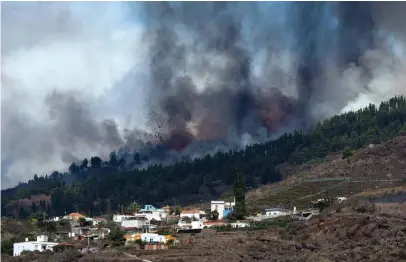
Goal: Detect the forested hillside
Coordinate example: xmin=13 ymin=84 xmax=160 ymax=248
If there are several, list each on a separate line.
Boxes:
xmin=2 ymin=96 xmax=406 ymax=218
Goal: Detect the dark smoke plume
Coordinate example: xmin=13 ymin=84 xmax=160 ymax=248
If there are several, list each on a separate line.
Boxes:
xmin=143 ymin=2 xmax=406 ymax=152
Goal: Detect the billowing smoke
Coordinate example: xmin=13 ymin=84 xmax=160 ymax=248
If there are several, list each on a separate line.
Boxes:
xmin=2 ymin=2 xmax=406 ymax=189
xmin=144 ymin=2 xmax=406 ymax=151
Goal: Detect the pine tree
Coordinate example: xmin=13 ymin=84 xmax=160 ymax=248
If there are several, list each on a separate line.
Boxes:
xmin=31 ymin=202 xmax=37 ymax=213
xmin=233 ymin=169 xmax=246 ymax=220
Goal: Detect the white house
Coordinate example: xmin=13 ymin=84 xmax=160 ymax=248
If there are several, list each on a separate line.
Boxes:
xmin=211 ymin=199 xmax=235 ymax=220
xmin=46 ymin=217 xmax=60 ymax=222
xmin=140 ymin=233 xmax=166 ymax=243
xmin=113 ymin=214 xmax=137 ymax=223
xmin=180 ymin=209 xmax=201 ymax=220
xmin=13 ymin=235 xmax=58 ymax=256
xmin=138 ymin=205 xmax=167 ymax=221
xmin=264 ymin=208 xmax=291 ymax=218
xmin=92 ymin=217 xmax=107 ymax=226
xmin=121 ymin=216 xmax=149 ymax=229
xmin=178 ymin=220 xmax=203 ymax=230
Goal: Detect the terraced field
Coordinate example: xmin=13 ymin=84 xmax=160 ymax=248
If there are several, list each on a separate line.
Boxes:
xmin=247 ymin=135 xmax=406 ymax=212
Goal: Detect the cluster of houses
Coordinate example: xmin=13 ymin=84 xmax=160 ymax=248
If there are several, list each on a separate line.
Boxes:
xmin=13 ymin=212 xmax=109 ymax=257
xmin=13 ymin=196 xmax=348 ymax=256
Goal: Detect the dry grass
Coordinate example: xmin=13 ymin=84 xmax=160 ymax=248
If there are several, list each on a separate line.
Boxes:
xmin=129 ymin=202 xmax=406 ymax=262
xmin=246 ymin=136 xmax=406 ymax=210
xmin=376 ymin=203 xmax=406 ymax=218
xmin=355 ymin=186 xmax=406 ymax=197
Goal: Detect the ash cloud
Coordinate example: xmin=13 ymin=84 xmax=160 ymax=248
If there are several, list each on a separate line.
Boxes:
xmin=143 ymin=2 xmax=406 ymax=150
xmin=2 ymin=2 xmax=406 ymax=189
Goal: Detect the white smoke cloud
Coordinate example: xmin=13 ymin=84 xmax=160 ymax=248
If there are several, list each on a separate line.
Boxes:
xmin=1 ymin=2 xmax=148 ymax=188
xmin=341 ymin=40 xmax=406 ymax=113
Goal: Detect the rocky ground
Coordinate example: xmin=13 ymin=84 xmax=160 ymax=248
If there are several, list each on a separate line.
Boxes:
xmin=132 ymin=200 xmax=406 ymax=262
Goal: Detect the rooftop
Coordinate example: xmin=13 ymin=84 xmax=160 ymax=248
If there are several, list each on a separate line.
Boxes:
xmin=265 ymin=208 xmax=291 ymax=212
xmin=203 ymin=221 xmax=227 ymax=226
xmin=67 ymin=212 xmax=85 ymax=217
xmin=181 ymin=209 xmax=201 ymax=215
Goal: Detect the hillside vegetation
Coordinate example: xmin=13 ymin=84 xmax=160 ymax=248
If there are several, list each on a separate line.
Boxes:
xmin=247 ymin=135 xmax=406 ymax=211
xmin=2 ymin=96 xmax=406 ymax=217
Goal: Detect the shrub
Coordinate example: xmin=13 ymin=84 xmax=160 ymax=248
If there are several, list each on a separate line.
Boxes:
xmin=107 ymin=228 xmax=126 ymax=247
xmin=350 ymin=200 xmax=377 ymax=213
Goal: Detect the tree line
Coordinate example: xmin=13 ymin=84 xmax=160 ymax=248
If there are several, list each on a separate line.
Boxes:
xmin=2 ymin=96 xmax=406 ymax=218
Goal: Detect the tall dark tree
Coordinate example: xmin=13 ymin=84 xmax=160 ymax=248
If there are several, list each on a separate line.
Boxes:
xmin=31 ymin=202 xmax=37 ymax=213
xmin=109 ymin=151 xmax=118 ymax=167
xmin=18 ymin=207 xmax=29 ymax=219
xmin=80 ymin=158 xmax=89 ymax=170
xmin=90 ymin=156 xmax=102 ymax=168
xmin=233 ymin=169 xmax=247 ymax=220
xmin=134 ymin=153 xmax=141 ymax=165
xmin=118 ymin=157 xmax=126 ymax=167
xmin=68 ymin=163 xmax=80 ymax=174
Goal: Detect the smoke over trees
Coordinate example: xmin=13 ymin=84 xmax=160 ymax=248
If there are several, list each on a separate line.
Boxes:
xmin=2 ymin=2 xmax=406 ymax=188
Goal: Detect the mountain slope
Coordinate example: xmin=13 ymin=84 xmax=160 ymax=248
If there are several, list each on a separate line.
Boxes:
xmin=247 ymin=135 xmax=406 ymax=210
xmin=2 ymin=96 xmax=406 ymax=217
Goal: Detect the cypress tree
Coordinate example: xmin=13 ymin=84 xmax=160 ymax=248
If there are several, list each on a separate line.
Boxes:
xmin=233 ymin=169 xmax=246 ymax=220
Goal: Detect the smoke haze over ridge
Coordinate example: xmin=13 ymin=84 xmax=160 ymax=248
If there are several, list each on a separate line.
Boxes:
xmin=2 ymin=2 xmax=406 ymax=189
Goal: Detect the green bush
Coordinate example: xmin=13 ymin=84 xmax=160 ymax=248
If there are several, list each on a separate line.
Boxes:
xmin=107 ymin=228 xmax=126 ymax=247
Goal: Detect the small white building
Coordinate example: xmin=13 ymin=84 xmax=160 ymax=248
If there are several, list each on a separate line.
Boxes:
xmin=137 ymin=211 xmax=164 ymax=221
xmin=92 ymin=217 xmax=107 ymax=226
xmin=264 ymin=208 xmax=291 ymax=218
xmin=121 ymin=216 xmax=149 ymax=229
xmin=46 ymin=217 xmax=60 ymax=222
xmin=113 ymin=214 xmax=137 ymax=223
xmin=211 ymin=199 xmax=235 ymax=220
xmin=138 ymin=205 xmax=167 ymax=221
xmin=178 ymin=220 xmax=203 ymax=230
xmin=180 ymin=209 xmax=202 ymax=220
xmin=336 ymin=197 xmax=347 ymax=203
xmin=141 ymin=233 xmax=166 ymax=243
xmin=13 ymin=235 xmax=58 ymax=256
